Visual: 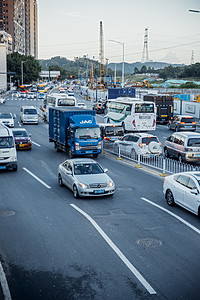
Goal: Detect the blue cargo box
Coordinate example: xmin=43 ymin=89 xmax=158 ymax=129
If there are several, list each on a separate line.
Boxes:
xmin=108 ymin=88 xmax=135 ymax=99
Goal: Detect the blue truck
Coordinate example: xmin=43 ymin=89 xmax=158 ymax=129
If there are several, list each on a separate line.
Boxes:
xmin=108 ymin=87 xmax=135 ymax=99
xmin=49 ymin=107 xmax=102 ymax=158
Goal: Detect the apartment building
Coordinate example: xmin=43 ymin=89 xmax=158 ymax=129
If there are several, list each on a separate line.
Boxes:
xmin=0 ymin=0 xmax=38 ymax=58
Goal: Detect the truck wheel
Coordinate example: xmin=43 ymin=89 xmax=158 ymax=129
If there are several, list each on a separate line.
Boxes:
xmin=68 ymin=148 xmax=73 ymax=158
xmin=13 ymin=165 xmax=18 ymax=172
xmin=93 ymin=154 xmax=98 ymax=158
xmin=122 ymin=122 xmax=126 ymax=133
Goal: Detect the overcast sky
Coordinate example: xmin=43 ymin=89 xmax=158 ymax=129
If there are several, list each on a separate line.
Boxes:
xmin=38 ymin=0 xmax=200 ymax=65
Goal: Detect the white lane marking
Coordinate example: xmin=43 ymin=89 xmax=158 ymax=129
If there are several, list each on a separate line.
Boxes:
xmin=32 ymin=141 xmax=41 ymax=147
xmin=141 ymin=198 xmax=200 ymax=235
xmin=70 ymin=203 xmax=156 ymax=295
xmin=0 ymin=262 xmax=12 ymax=300
xmin=23 ymin=167 xmax=51 ymax=189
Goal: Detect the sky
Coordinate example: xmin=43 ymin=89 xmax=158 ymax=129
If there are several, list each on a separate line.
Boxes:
xmin=38 ymin=0 xmax=200 ymax=65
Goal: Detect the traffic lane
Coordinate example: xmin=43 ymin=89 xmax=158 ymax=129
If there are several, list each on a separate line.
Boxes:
xmin=67 ymin=155 xmax=200 ymax=299
xmin=0 ymin=165 xmax=157 ymax=299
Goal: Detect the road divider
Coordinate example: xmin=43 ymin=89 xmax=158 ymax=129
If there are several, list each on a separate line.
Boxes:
xmin=70 ymin=203 xmax=157 ymax=295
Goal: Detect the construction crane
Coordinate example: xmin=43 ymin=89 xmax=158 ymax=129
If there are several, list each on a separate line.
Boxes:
xmin=99 ymin=21 xmax=104 ymax=85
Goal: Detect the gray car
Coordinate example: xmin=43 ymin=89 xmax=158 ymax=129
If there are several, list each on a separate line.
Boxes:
xmin=58 ymin=158 xmax=115 ymax=198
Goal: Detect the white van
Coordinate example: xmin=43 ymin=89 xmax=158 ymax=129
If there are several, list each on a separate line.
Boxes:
xmin=20 ymin=106 xmax=39 ymax=124
xmin=0 ymin=124 xmax=17 ymax=171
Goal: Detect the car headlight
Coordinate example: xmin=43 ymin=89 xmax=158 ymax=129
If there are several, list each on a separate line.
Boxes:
xmin=97 ymin=141 xmax=102 ymax=149
xmin=75 ymin=143 xmax=80 ymax=150
xmin=10 ymin=156 xmax=17 ymax=161
xmin=79 ymin=183 xmax=89 ymax=189
xmin=108 ymin=180 xmax=114 ymax=187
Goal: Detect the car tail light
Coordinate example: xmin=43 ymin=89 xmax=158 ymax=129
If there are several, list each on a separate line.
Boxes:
xmin=132 ymin=119 xmax=136 ymax=127
xmin=180 ymin=122 xmax=185 ymax=124
xmin=139 ymin=143 xmax=143 ymax=148
xmin=164 ymin=179 xmax=166 ymax=183
xmin=159 ymin=142 xmax=162 ymax=146
xmin=192 ymin=122 xmax=196 ymax=124
xmin=153 ymin=119 xmax=156 ymax=127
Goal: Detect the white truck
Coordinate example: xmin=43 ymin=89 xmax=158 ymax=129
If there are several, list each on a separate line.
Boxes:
xmin=0 ymin=124 xmax=17 ymax=171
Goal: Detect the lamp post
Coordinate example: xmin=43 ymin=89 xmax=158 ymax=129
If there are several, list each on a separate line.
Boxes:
xmin=10 ymin=75 xmax=13 ymax=89
xmin=21 ymin=61 xmax=26 ymax=86
xmin=108 ymin=39 xmax=124 ymax=87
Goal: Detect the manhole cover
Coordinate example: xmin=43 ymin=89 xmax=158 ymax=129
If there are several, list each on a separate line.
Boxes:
xmin=137 ymin=238 xmax=162 ymax=247
xmin=0 ymin=210 xmax=15 ymax=217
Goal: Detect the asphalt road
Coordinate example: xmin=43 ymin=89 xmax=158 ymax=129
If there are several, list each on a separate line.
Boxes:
xmin=0 ymin=94 xmax=200 ymax=299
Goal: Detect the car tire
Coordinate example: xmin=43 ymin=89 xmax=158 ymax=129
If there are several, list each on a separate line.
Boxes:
xmin=73 ymin=185 xmax=79 ymax=199
xmin=13 ymin=165 xmax=18 ymax=172
xmin=122 ymin=122 xmax=126 ymax=133
xmin=164 ymin=148 xmax=169 ymax=158
xmin=131 ymin=149 xmax=137 ymax=160
xmin=107 ymin=118 xmax=110 ymax=124
xmin=93 ymin=154 xmax=98 ymax=158
xmin=58 ymin=174 xmax=64 ymax=187
xmin=166 ymin=189 xmax=175 ymax=206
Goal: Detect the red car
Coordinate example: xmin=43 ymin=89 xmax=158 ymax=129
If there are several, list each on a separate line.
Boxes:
xmin=12 ymin=128 xmax=32 ymax=150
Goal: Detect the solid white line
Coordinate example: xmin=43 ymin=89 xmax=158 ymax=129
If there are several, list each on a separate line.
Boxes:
xmin=141 ymin=197 xmax=200 ymax=235
xmin=70 ymin=203 xmax=156 ymax=295
xmin=0 ymin=262 xmax=12 ymax=300
xmin=23 ymin=167 xmax=51 ymax=189
xmin=32 ymin=141 xmax=41 ymax=147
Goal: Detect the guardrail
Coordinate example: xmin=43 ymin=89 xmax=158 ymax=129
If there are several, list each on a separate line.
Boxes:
xmin=103 ymin=141 xmax=200 ymax=175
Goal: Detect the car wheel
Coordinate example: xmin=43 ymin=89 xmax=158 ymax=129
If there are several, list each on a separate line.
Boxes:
xmin=107 ymin=118 xmax=110 ymax=124
xmin=164 ymin=148 xmax=169 ymax=158
xmin=13 ymin=165 xmax=18 ymax=172
xmin=58 ymin=174 xmax=64 ymax=187
xmin=73 ymin=185 xmax=79 ymax=199
xmin=122 ymin=122 xmax=126 ymax=133
xmin=93 ymin=154 xmax=98 ymax=158
xmin=166 ymin=189 xmax=175 ymax=206
xmin=131 ymin=149 xmax=137 ymax=160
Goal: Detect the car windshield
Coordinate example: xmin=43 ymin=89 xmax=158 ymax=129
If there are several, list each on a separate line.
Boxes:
xmin=13 ymin=130 xmax=28 ymax=137
xmin=0 ymin=137 xmax=14 ymax=148
xmin=74 ymin=163 xmax=104 ymax=175
xmin=142 ymin=137 xmax=159 ymax=144
xmin=181 ymin=117 xmax=195 ymax=123
xmin=24 ymin=109 xmax=37 ymax=115
xmin=75 ymin=127 xmax=101 ymax=139
xmin=104 ymin=126 xmax=123 ymax=136
xmin=187 ymin=138 xmax=200 ymax=147
xmin=0 ymin=113 xmax=12 ymax=119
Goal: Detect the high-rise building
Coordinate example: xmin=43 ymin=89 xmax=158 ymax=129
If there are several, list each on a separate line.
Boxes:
xmin=25 ymin=0 xmax=38 ymax=58
xmin=0 ymin=0 xmax=38 ymax=58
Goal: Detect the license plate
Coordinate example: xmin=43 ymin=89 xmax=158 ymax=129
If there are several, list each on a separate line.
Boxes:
xmin=19 ymin=144 xmax=25 ymax=147
xmin=93 ymin=189 xmax=105 ymax=194
xmin=194 ymin=154 xmax=200 ymax=157
xmin=185 ymin=125 xmax=192 ymax=128
xmin=0 ymin=166 xmax=6 ymax=169
xmin=85 ymin=150 xmax=93 ymax=154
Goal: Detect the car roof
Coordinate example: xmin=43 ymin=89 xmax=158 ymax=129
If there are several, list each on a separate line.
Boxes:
xmin=172 ymin=171 xmax=200 ymax=181
xmin=12 ymin=128 xmax=27 ymax=132
xmin=66 ymin=158 xmax=96 ymax=164
xmin=172 ymin=131 xmax=200 ymax=137
xmin=21 ymin=105 xmax=36 ymax=109
xmin=125 ymin=132 xmax=157 ymax=138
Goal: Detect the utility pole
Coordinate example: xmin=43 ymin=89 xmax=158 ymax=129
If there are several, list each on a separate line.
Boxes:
xmin=141 ymin=28 xmax=150 ymax=63
xmin=99 ymin=21 xmax=105 ymax=85
xmin=21 ymin=61 xmax=26 ymax=86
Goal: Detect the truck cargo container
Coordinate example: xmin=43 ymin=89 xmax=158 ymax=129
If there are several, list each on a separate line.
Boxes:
xmin=49 ymin=107 xmax=102 ymax=158
xmin=108 ymin=88 xmax=135 ymax=99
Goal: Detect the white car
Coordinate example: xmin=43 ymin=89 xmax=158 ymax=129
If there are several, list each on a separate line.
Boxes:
xmin=114 ymin=133 xmax=162 ymax=159
xmin=0 ymin=113 xmax=15 ymax=128
xmin=0 ymin=97 xmax=6 ymax=104
xmin=58 ymin=158 xmax=115 ymax=198
xmin=77 ymin=102 xmax=87 ymax=109
xmin=11 ymin=91 xmax=19 ymax=98
xmin=19 ymin=92 xmax=27 ymax=98
xmin=27 ymin=92 xmax=35 ymax=99
xmin=163 ymin=172 xmax=200 ymax=216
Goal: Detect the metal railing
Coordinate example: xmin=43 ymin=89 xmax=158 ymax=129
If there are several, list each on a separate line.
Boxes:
xmin=103 ymin=141 xmax=200 ymax=175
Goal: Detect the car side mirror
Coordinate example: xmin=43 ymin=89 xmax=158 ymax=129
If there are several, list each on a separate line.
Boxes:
xmin=104 ymin=168 xmax=108 ymax=173
xmin=190 ymin=188 xmax=199 ymax=195
xmin=13 ymin=114 xmax=16 ymax=119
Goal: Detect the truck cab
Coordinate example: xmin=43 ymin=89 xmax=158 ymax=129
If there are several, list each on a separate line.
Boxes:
xmin=0 ymin=124 xmax=17 ymax=171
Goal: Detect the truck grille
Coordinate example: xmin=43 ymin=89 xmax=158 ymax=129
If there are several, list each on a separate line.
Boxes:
xmin=89 ymin=183 xmax=107 ymax=188
xmin=80 ymin=146 xmax=98 ymax=150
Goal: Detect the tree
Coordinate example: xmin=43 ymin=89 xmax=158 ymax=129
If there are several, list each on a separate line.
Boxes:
xmin=7 ymin=52 xmax=41 ymax=85
xmin=140 ymin=65 xmax=147 ymax=73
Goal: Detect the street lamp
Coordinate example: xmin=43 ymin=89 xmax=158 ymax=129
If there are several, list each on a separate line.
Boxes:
xmin=21 ymin=61 xmax=26 ymax=86
xmin=108 ymin=39 xmax=125 ymax=87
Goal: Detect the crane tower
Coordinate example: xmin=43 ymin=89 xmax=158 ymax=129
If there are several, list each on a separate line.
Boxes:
xmin=99 ymin=21 xmax=104 ymax=84
xmin=141 ymin=28 xmax=150 ymax=63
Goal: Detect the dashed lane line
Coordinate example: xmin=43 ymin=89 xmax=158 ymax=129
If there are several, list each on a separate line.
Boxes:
xmin=32 ymin=141 xmax=41 ymax=147
xmin=70 ymin=203 xmax=157 ymax=295
xmin=23 ymin=167 xmax=51 ymax=189
xmin=0 ymin=262 xmax=12 ymax=300
xmin=141 ymin=197 xmax=200 ymax=235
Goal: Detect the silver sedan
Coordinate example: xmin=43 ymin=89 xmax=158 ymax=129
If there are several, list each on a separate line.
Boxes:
xmin=58 ymin=158 xmax=115 ymax=198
